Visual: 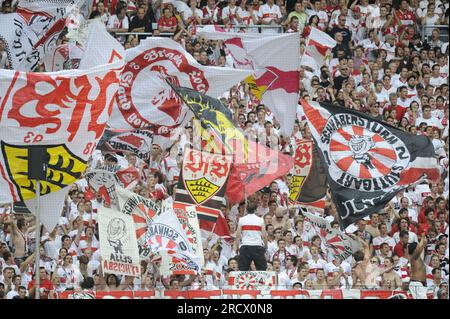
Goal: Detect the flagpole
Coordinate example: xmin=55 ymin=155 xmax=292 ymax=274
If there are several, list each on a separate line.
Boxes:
xmin=34 ymin=180 xmax=41 ymax=300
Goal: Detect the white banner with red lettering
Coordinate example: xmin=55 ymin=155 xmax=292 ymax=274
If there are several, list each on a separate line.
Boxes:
xmin=98 ymin=206 xmax=141 ymax=277
xmin=0 ymin=20 xmax=124 ymax=231
xmin=161 ymin=202 xmax=204 ymax=275
xmin=108 ymin=37 xmax=252 ymax=147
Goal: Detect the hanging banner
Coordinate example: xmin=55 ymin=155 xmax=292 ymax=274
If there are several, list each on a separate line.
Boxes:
xmin=161 ymin=202 xmax=204 ymax=275
xmin=144 ymin=199 xmax=201 ymax=274
xmin=228 ymin=271 xmax=276 ymax=290
xmin=98 ymin=206 xmax=141 ymax=277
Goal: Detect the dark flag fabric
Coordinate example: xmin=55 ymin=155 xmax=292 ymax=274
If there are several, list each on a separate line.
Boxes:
xmin=289 ymin=139 xmax=327 ymax=210
xmin=169 ymin=84 xmax=294 ymax=204
xmin=300 ymin=99 xmax=441 ymax=229
xmin=97 ymin=128 xmax=154 ymax=162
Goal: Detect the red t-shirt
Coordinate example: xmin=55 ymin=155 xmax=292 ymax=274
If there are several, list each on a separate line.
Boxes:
xmin=28 ymin=279 xmax=54 ymax=299
xmin=393 ymin=242 xmax=406 ymax=257
xmin=158 ymin=16 xmax=178 ymax=30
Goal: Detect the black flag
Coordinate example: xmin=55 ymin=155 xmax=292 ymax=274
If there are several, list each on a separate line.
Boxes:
xmin=300 ymin=99 xmax=440 ymax=229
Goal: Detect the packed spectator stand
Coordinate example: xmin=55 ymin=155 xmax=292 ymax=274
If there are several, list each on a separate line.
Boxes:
xmin=0 ymin=0 xmax=448 ymax=300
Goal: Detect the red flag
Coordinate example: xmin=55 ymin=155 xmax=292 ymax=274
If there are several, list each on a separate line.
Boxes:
xmin=225 ymin=139 xmax=293 ymax=204
xmin=199 ymin=210 xmax=232 ymax=241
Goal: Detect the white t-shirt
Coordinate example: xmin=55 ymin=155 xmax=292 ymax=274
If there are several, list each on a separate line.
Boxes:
xmin=238 ymin=214 xmax=265 ymax=247
xmin=415 ymin=116 xmax=444 ymax=130
xmin=221 ymin=5 xmax=244 ymax=25
xmin=258 ymin=4 xmax=282 ymax=34
xmin=107 ymin=14 xmax=129 ymax=29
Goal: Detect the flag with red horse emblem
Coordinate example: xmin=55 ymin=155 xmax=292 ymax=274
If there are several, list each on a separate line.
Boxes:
xmin=301 ymin=100 xmax=441 ymax=229
xmin=108 ymin=37 xmax=252 ymax=148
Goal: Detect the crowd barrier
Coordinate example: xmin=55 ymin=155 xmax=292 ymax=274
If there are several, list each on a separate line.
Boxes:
xmin=57 ymin=289 xmax=415 ymax=299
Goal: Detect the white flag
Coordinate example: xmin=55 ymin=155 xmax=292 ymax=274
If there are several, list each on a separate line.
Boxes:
xmin=108 ymin=37 xmax=252 ymax=148
xmin=302 ymin=210 xmax=360 ymax=262
xmin=0 ymin=20 xmax=125 ymax=231
xmin=98 ymin=206 xmax=141 ymax=277
xmin=145 ymin=198 xmax=201 ymax=273
xmin=302 ymin=27 xmax=336 ymax=69
xmin=0 ymin=0 xmax=87 ymax=71
xmin=196 ymin=30 xmax=300 ymax=136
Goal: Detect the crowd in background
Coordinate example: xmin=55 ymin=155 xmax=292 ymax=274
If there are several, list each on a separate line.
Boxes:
xmin=0 ymin=0 xmax=448 ymax=299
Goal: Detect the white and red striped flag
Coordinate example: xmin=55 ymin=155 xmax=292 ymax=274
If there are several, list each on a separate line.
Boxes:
xmin=302 ymin=27 xmax=336 ymax=69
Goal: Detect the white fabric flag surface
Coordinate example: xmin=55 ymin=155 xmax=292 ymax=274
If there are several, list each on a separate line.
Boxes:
xmin=0 ymin=0 xmax=86 ymax=71
xmin=301 ymin=27 xmax=336 ymax=70
xmin=196 ymin=28 xmax=300 ymax=136
xmin=98 ymin=206 xmax=141 ymax=277
xmin=108 ymin=37 xmax=252 ymax=148
xmin=116 ymin=186 xmax=162 ymax=260
xmin=144 ymin=198 xmax=202 ymax=273
xmin=302 ymin=210 xmax=361 ymax=262
xmin=42 ymin=42 xmax=85 ymax=72
xmin=0 ymin=20 xmax=125 ymax=231
xmin=161 ymin=199 xmax=204 ymax=275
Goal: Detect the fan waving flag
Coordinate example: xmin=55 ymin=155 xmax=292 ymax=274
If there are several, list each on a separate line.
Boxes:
xmin=301 ymin=27 xmax=336 ymax=70
xmin=300 ymin=99 xmax=441 ymax=229
xmin=0 ymin=20 xmax=125 ymax=231
xmin=169 ymin=84 xmax=294 ymax=204
xmin=196 ymin=30 xmax=300 ymax=136
xmin=302 ymin=209 xmax=360 ymax=262
xmin=108 ymin=37 xmax=252 ymax=149
xmin=0 ymin=0 xmax=86 ymax=71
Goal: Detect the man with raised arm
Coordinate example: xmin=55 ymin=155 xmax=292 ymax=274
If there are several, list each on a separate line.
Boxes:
xmin=408 ymin=234 xmax=428 ymax=299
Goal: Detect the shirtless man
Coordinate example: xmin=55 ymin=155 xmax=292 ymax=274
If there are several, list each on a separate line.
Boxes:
xmin=381 ymin=257 xmax=402 ymax=290
xmin=5 ymin=216 xmax=34 ymax=266
xmin=352 ymin=236 xmax=394 ymax=289
xmin=408 ymin=234 xmax=428 ymax=299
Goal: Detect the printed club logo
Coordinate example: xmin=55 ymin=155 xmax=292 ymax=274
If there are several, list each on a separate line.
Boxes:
xmin=182 ymin=149 xmax=231 ymax=205
xmin=289 ymin=140 xmax=313 ymax=202
xmin=323 ymin=115 xmax=411 ymax=191
xmin=116 ymin=47 xmax=209 ymax=128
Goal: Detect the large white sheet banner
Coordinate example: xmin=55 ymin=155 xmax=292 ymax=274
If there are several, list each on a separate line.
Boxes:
xmin=98 ymin=206 xmax=141 ymax=277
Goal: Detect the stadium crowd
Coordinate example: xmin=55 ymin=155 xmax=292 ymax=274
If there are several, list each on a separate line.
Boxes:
xmin=0 ymin=0 xmax=448 ymax=299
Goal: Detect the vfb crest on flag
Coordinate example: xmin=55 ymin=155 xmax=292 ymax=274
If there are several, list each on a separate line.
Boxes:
xmin=323 ymin=115 xmax=411 ymax=191
xmin=182 ymin=148 xmax=231 ymax=205
xmin=289 ymin=140 xmax=313 ymax=203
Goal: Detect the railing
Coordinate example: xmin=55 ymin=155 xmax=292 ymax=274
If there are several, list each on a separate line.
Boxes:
xmin=115 ymin=24 xmax=284 ymax=39
xmin=56 ymin=288 xmax=415 ymax=299
xmin=421 ymin=25 xmax=449 ymax=43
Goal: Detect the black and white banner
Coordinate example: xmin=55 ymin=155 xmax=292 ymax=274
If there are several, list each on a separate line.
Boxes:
xmin=301 ymin=100 xmax=440 ymax=229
